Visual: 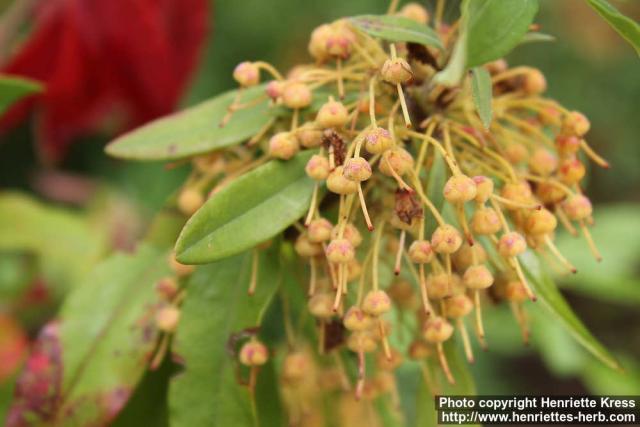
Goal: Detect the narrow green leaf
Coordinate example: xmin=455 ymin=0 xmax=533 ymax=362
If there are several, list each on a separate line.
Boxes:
xmin=424 ymin=155 xmax=446 ymax=237
xmin=587 ymin=0 xmax=640 ymax=54
xmin=466 ymin=0 xmax=539 ymax=67
xmin=105 ymin=85 xmax=271 ymax=161
xmin=169 ymin=249 xmax=282 ymax=427
xmin=519 ymin=32 xmax=556 ymax=45
xmin=520 ymin=251 xmax=621 ymax=371
xmin=433 ymin=1 xmax=468 ymax=86
xmin=350 ymin=15 xmax=443 ymax=50
xmin=470 ymin=67 xmax=493 ymax=128
xmin=0 ymin=74 xmax=43 ymax=114
xmin=175 ymin=152 xmax=314 ymax=264
xmin=0 ymin=192 xmax=105 ymax=291
xmin=8 ymin=245 xmax=171 ymax=426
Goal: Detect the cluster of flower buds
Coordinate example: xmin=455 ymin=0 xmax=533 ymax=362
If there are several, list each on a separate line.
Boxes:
xmin=174 ymin=1 xmax=608 ymax=420
xmin=148 ymin=253 xmax=193 ymax=369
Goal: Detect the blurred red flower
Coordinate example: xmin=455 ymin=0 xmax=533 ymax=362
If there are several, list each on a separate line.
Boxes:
xmin=1 ymin=0 xmax=209 ymax=161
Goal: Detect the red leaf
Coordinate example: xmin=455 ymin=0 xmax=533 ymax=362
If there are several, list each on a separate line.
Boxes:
xmin=1 ymin=0 xmax=209 ymax=161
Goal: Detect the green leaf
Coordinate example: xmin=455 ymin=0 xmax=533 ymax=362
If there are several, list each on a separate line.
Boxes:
xmin=105 ymin=85 xmax=271 ymax=161
xmin=175 ymin=152 xmax=314 ymax=264
xmin=169 ymin=248 xmax=282 ymax=427
xmin=423 ymin=155 xmax=446 ymax=237
xmin=349 ymin=15 xmax=443 ymax=50
xmin=466 ymin=0 xmax=539 ymax=67
xmin=587 ymin=0 xmax=640 ymax=55
xmin=433 ymin=1 xmax=468 ymax=86
xmin=554 ymin=204 xmax=640 ymax=305
xmin=520 ymin=251 xmax=621 ymax=371
xmin=8 ymin=245 xmax=171 ymax=426
xmin=0 ymin=74 xmax=43 ymax=114
xmin=470 ymin=67 xmax=493 ymax=128
xmin=0 ymin=192 xmax=105 ymax=292
xmin=519 ymin=32 xmax=556 ymax=45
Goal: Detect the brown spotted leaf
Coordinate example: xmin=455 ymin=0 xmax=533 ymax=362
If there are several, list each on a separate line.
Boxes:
xmin=7 ymin=244 xmax=171 ymax=426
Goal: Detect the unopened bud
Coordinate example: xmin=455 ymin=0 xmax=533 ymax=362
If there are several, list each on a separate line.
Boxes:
xmin=239 ymin=339 xmax=268 ymax=366
xmin=233 ymin=61 xmax=260 ymax=87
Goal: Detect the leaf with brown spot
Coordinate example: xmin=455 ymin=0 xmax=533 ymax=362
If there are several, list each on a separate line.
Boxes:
xmin=7 ymin=245 xmax=171 ymax=426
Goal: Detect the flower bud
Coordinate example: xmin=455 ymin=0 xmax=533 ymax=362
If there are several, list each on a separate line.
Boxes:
xmin=381 ymin=58 xmax=412 ymax=85
xmin=156 ymin=305 xmax=180 ymax=332
xmin=327 ymin=166 xmax=358 ymax=194
xmin=265 ymin=80 xmax=284 ymax=100
xmin=305 ymin=154 xmax=330 ymax=180
xmin=504 ymin=143 xmax=528 ymax=163
xmin=398 ymin=3 xmax=429 ymax=24
xmin=387 ymin=280 xmax=418 ymax=310
xmin=379 ymin=147 xmax=414 ymax=176
xmin=452 ymin=242 xmax=487 ymax=271
xmin=239 ymin=339 xmax=268 ymax=366
xmin=444 ymin=174 xmax=477 ymax=204
xmin=558 ymin=157 xmax=586 ymax=185
xmin=471 ymin=206 xmax=502 ymax=235
xmin=562 ymin=111 xmax=590 ymax=137
xmin=343 ymin=157 xmax=372 ymax=182
xmin=444 ymin=294 xmax=473 ymax=318
xmin=463 ymin=265 xmax=494 ymax=290
xmin=331 ymin=223 xmax=363 ymax=247
xmin=347 ymin=331 xmax=377 ymax=353
xmin=525 ymin=208 xmax=557 ymax=235
xmin=343 ymin=306 xmax=373 ymax=331
xmin=562 ymin=194 xmax=592 ymax=221
xmin=233 ymin=61 xmax=260 ymax=87
xmin=155 ymin=277 xmax=179 ymax=300
xmin=282 ymin=351 xmax=312 ymax=383
xmin=326 ymin=238 xmax=355 ymax=263
xmin=269 ymin=132 xmax=299 ymax=160
xmin=365 ymin=127 xmax=394 ymax=154
xmin=178 ymin=188 xmax=204 ymax=216
xmin=422 ymin=316 xmax=453 ymax=343
xmin=308 ymin=24 xmax=333 ymax=61
xmin=308 ymin=218 xmax=333 ymax=242
xmin=294 ymin=234 xmax=323 ymax=257
xmin=308 ymin=293 xmax=334 ymax=318
xmin=505 ymin=280 xmax=528 ymax=303
xmin=408 ymin=240 xmax=434 ymax=263
xmin=346 ymin=259 xmax=362 ymax=281
xmin=498 ymin=232 xmax=527 ymax=257
xmin=283 ymin=82 xmax=312 ymax=109
xmin=431 ymin=224 xmax=463 ymax=254
xmin=522 ymin=67 xmax=546 ymax=95
xmin=296 ymin=125 xmax=324 ymax=148
xmin=472 ymin=175 xmax=494 ymax=203
xmin=426 ymin=273 xmax=449 ymax=299
xmin=485 ymin=59 xmax=508 ymax=75
xmin=408 ymin=340 xmax=432 ymax=359
xmin=529 ymin=148 xmax=558 ymax=176
xmin=377 ymin=348 xmax=403 ymax=370
xmin=316 ymin=100 xmax=350 ymax=128
xmin=555 ymin=134 xmax=581 ymax=156
xmin=362 ymin=290 xmax=392 ymax=316
xmin=536 ymin=182 xmax=566 ymax=204
xmin=326 ymin=23 xmax=355 ymax=59
xmin=500 ymin=181 xmax=534 ymax=209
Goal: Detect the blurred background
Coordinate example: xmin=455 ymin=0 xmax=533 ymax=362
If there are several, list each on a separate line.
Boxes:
xmin=0 ymin=0 xmax=639 ymax=421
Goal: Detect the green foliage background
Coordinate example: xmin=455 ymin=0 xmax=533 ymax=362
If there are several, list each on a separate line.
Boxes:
xmin=0 ymin=0 xmax=639 ymax=425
